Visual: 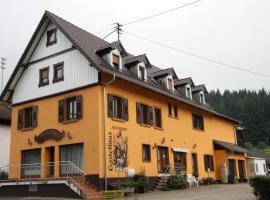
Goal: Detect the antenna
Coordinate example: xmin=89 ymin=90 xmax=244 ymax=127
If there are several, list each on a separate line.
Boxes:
xmin=1 ymin=57 xmax=6 ymax=94
xmin=115 ymin=23 xmax=123 ymax=41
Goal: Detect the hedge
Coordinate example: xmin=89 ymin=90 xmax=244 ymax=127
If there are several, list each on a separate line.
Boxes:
xmin=250 ymin=176 xmax=270 ymax=200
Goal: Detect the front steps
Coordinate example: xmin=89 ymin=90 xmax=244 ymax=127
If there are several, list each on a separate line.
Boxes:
xmin=154 ymin=176 xmax=169 ymax=191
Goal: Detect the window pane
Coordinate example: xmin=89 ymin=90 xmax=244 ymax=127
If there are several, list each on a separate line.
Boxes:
xmin=22 ymin=149 xmax=41 ymax=177
xmin=24 ymin=107 xmax=33 ymax=128
xmin=67 ymin=97 xmax=77 ymax=120
xmin=154 ymin=108 xmax=162 ymax=128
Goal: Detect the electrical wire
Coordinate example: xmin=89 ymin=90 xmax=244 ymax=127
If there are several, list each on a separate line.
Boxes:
xmin=124 ymin=31 xmax=270 ymax=79
xmin=123 ymin=0 xmax=203 ymax=26
xmin=103 ymin=29 xmax=117 ymax=39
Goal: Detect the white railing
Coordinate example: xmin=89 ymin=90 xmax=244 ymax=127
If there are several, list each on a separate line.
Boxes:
xmin=0 ymin=161 xmax=86 ymax=191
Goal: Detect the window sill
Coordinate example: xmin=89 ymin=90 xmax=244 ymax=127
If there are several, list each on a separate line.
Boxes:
xmin=21 ymin=127 xmax=34 ymax=132
xmin=142 ymin=160 xmax=151 ymax=163
xmin=193 ymin=128 xmax=204 ymax=132
xmin=139 ymin=123 xmax=151 ymax=128
xmin=168 ymin=115 xmax=173 ymax=118
xmin=38 ymin=82 xmax=49 ymax=87
xmin=62 ymin=119 xmax=79 ymax=124
xmin=111 ymin=118 xmax=125 ymax=123
xmin=53 ymin=78 xmax=64 ymax=83
xmin=154 ymin=126 xmax=163 ymax=131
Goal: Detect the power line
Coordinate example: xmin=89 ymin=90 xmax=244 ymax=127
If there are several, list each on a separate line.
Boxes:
xmin=123 ymin=0 xmax=203 ymax=26
xmin=124 ymin=31 xmax=270 ymax=79
xmin=102 ymin=29 xmax=117 ymax=40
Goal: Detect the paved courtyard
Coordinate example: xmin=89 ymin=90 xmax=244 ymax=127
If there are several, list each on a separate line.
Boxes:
xmin=127 ymin=183 xmax=255 ymax=200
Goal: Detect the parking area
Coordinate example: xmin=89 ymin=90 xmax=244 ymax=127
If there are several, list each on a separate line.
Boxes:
xmin=127 ymin=183 xmax=256 ymax=200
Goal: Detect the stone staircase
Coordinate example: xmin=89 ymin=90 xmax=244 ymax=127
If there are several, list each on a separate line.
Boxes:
xmin=153 ymin=176 xmax=170 ymax=191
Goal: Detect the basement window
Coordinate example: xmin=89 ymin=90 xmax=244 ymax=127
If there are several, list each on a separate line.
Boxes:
xmin=46 ymin=28 xmax=57 ymax=46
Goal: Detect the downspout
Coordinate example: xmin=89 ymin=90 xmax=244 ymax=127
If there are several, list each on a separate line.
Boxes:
xmin=102 ymin=73 xmax=115 ymax=190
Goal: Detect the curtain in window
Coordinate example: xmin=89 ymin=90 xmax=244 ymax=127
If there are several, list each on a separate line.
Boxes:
xmin=60 ymin=144 xmax=83 ymax=175
xmin=21 ymin=149 xmax=41 ymax=177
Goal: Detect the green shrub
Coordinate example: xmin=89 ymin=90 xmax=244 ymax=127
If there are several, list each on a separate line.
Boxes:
xmin=250 ymin=176 xmax=270 ymax=200
xmin=168 ymin=174 xmax=187 ymax=189
xmin=202 ymin=177 xmax=214 ymax=185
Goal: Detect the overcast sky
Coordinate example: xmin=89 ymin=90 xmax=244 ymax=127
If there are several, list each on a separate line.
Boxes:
xmin=0 ymin=0 xmax=269 ymax=92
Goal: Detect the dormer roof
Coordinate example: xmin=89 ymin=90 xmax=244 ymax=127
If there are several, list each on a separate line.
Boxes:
xmin=192 ymin=85 xmax=208 ymax=94
xmin=149 ymin=68 xmax=178 ymax=79
xmin=174 ymin=77 xmax=195 ymax=87
xmin=123 ymin=54 xmax=151 ymax=67
xmin=95 ymin=41 xmax=127 ymax=56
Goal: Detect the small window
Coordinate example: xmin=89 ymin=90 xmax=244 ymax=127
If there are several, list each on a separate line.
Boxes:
xmin=136 ymin=103 xmax=153 ymax=126
xmin=142 ymin=144 xmax=151 ymax=162
xmin=46 ymin=28 xmax=57 ymax=46
xmin=192 ymin=114 xmax=204 ymax=131
xmin=58 ymin=95 xmax=82 ymax=122
xmin=168 ymin=78 xmax=173 ymax=90
xmin=199 ymin=92 xmax=205 ymax=104
xmin=53 ymin=62 xmax=64 ymax=82
xmin=17 ymin=106 xmax=38 ymax=130
xmin=108 ymin=94 xmax=128 ymax=121
xmin=138 ymin=66 xmax=145 ymax=80
xmin=174 ymin=105 xmax=178 ymax=118
xmin=112 ymin=54 xmax=120 ymax=70
xmin=154 ymin=107 xmax=162 ymax=128
xmin=186 ymin=86 xmax=192 ymax=99
xmin=168 ymin=104 xmax=172 ymax=117
xmin=39 ymin=67 xmax=49 ymax=87
xmin=204 ymin=155 xmax=214 ymax=172
xmin=256 ymin=164 xmax=258 ymax=172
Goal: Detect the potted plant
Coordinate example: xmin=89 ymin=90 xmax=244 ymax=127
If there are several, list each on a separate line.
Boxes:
xmin=109 ymin=179 xmax=135 ymax=196
xmin=135 ymin=169 xmax=148 ymax=193
xmin=202 ymin=177 xmax=214 ymax=185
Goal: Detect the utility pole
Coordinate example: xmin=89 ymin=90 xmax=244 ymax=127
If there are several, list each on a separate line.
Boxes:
xmin=1 ymin=57 xmax=6 ymax=94
xmin=115 ymin=23 xmax=123 ymax=41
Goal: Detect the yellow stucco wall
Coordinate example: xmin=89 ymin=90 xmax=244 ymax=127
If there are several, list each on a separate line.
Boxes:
xmin=9 ymin=74 xmax=241 ymax=181
xmin=9 ymin=86 xmax=102 ymax=178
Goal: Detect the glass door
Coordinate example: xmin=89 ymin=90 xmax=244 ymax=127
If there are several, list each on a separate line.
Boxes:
xmin=157 ymin=147 xmax=169 ymax=173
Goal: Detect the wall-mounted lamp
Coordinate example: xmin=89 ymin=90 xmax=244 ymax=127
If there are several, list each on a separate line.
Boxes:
xmin=161 ymin=137 xmax=166 ymax=144
xmin=152 ymin=143 xmax=157 ymax=149
xmin=28 ymin=138 xmax=32 ymax=145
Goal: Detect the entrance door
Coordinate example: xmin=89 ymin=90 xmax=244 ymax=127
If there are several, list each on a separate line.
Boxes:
xmin=228 ymin=159 xmax=236 ymax=176
xmin=173 ymin=152 xmax=187 ymax=173
xmin=238 ymin=160 xmax=245 ymax=181
xmin=192 ymin=153 xmax=199 ymax=176
xmin=157 ymin=147 xmax=169 ymax=173
xmin=45 ymin=147 xmax=55 ymax=177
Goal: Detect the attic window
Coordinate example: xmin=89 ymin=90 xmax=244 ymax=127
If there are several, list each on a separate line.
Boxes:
xmin=186 ymin=85 xmax=192 ymax=99
xmin=138 ymin=66 xmax=145 ymax=80
xmin=112 ymin=54 xmax=120 ymax=70
xmin=168 ymin=78 xmax=173 ymax=91
xmin=46 ymin=28 xmax=57 ymax=46
xmin=199 ymin=92 xmax=205 ymax=104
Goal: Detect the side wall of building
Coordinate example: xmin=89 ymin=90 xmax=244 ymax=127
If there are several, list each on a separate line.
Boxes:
xmin=0 ymin=124 xmax=10 ymax=167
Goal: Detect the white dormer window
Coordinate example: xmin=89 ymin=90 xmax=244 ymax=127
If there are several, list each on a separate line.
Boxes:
xmin=112 ymin=54 xmax=120 ymax=70
xmin=167 ymin=78 xmax=174 ymax=91
xmin=138 ymin=66 xmax=145 ymax=80
xmin=185 ymin=85 xmax=192 ymax=99
xmin=199 ymin=91 xmax=205 ymax=104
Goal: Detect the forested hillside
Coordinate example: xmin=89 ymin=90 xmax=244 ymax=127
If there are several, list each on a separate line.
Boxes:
xmin=206 ymin=89 xmax=270 ymax=147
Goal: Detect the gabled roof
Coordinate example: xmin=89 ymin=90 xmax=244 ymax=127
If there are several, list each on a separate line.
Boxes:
xmin=123 ymin=54 xmax=151 ymax=67
xmin=95 ymin=41 xmax=127 ymax=56
xmin=149 ymin=68 xmax=178 ymax=79
xmin=0 ymin=101 xmax=11 ymax=125
xmin=174 ymin=77 xmax=195 ymax=87
xmin=247 ymin=149 xmax=270 ymax=164
xmin=213 ymin=140 xmax=247 ymax=154
xmin=192 ymin=84 xmax=208 ymax=94
xmin=0 ymin=11 xmax=239 ymax=124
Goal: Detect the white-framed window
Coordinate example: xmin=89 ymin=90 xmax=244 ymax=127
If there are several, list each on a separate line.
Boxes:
xmin=185 ymin=85 xmax=192 ymax=99
xmin=138 ymin=66 xmax=145 ymax=80
xmin=199 ymin=91 xmax=205 ymax=104
xmin=167 ymin=78 xmax=174 ymax=91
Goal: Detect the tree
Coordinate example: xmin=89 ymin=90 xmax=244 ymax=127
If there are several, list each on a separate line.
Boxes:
xmin=244 ymin=142 xmax=253 ymax=149
xmin=257 ymin=141 xmax=267 ymax=149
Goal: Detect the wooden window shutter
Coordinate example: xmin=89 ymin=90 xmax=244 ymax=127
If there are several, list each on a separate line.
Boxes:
xmin=210 ymin=156 xmax=214 ymax=171
xmin=32 ymin=106 xmax=38 ymax=127
xmin=58 ymin=99 xmax=65 ymax=122
xmin=168 ymin=104 xmax=172 ymax=116
xmin=149 ymin=106 xmax=153 ymax=126
xmin=123 ymin=98 xmax=128 ymax=121
xmin=136 ymin=103 xmax=141 ymax=124
xmin=108 ymin=94 xmax=114 ymax=118
xmin=17 ymin=109 xmax=23 ymax=130
xmin=76 ymin=95 xmax=83 ymax=119
xmin=204 ymin=155 xmax=208 ymax=171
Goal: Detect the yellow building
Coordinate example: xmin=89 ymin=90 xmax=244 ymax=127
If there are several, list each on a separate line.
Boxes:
xmin=0 ymin=11 xmax=248 ymax=198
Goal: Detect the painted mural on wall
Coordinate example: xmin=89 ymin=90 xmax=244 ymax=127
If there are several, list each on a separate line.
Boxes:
xmin=108 ymin=126 xmax=128 ymax=172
